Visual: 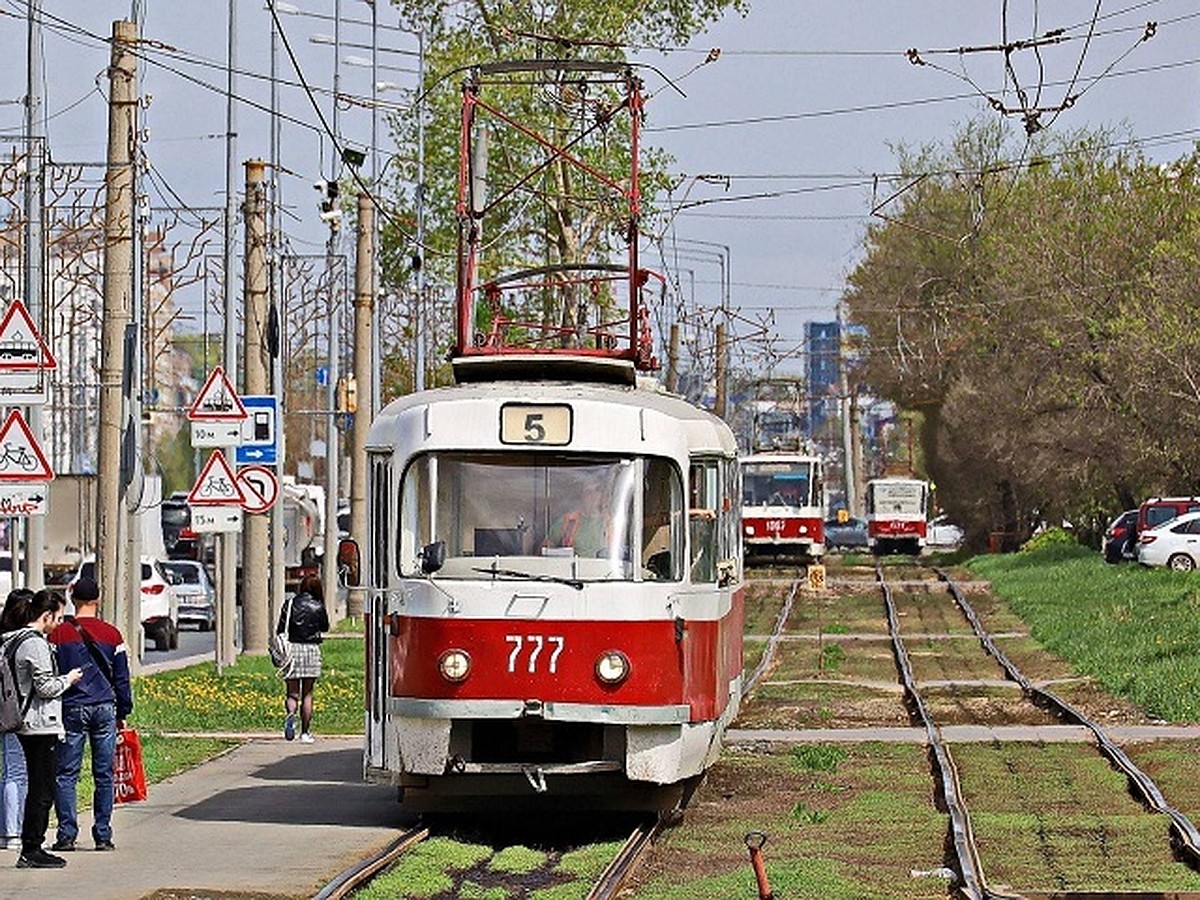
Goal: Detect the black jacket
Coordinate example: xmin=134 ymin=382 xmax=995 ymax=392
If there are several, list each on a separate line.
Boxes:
xmin=279 ymin=592 xmax=329 ymax=644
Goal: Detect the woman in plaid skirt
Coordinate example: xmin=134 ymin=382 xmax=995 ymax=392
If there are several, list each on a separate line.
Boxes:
xmin=278 ymin=575 xmax=329 ymax=743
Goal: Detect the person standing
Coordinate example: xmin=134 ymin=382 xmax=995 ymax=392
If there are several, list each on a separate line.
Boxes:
xmin=1 ymin=589 xmax=82 ymax=869
xmin=49 ymin=577 xmax=132 ymax=853
xmin=0 ymin=589 xmax=34 ymax=852
xmin=279 ymin=575 xmax=329 ymax=743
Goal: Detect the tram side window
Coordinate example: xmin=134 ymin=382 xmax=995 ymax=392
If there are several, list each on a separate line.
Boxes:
xmin=642 ymin=459 xmax=683 ymax=581
xmin=369 ymin=454 xmax=391 ymax=587
xmin=689 ymin=460 xmax=719 ymax=583
xmin=399 ymin=455 xmax=434 ymax=575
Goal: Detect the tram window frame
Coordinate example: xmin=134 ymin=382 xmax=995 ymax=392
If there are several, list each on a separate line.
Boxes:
xmin=369 ymin=453 xmax=391 ymax=587
xmin=689 ymin=459 xmax=720 ymax=583
xmin=396 ymin=451 xmax=684 ymax=583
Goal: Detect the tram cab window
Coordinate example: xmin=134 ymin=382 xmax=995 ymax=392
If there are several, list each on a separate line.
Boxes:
xmin=398 ymin=452 xmax=684 ymax=583
xmin=689 ymin=460 xmax=720 ymax=583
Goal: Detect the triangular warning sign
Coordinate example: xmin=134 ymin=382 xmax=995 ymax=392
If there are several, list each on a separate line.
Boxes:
xmin=0 ymin=409 xmax=55 ymax=482
xmin=187 ymin=366 xmax=247 ymax=421
xmin=0 ymin=299 xmax=57 ymax=371
xmin=188 ymin=450 xmax=247 ymax=506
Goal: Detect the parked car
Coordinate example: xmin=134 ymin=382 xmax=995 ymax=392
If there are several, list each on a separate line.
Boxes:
xmin=1137 ymin=511 xmax=1200 ymax=571
xmin=1138 ymin=497 xmax=1200 ymax=537
xmin=70 ymin=556 xmax=180 ymax=651
xmin=162 ymin=559 xmax=216 ymax=632
xmin=824 ymin=515 xmax=868 ymax=550
xmin=927 ymin=515 xmax=964 ymax=548
xmin=1102 ymin=509 xmax=1139 ymax=564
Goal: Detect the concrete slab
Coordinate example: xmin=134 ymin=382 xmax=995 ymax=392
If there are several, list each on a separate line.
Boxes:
xmin=0 ymin=737 xmax=413 ymax=899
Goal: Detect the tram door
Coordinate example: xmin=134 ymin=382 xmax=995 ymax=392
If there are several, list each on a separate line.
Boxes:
xmin=366 ymin=454 xmax=391 ymax=770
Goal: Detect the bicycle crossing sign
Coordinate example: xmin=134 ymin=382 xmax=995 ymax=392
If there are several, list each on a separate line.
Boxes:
xmin=0 ymin=409 xmax=54 ymax=482
xmin=187 ymin=449 xmax=246 ymax=506
xmin=0 ymin=299 xmax=56 ymax=372
xmin=187 ymin=367 xmax=247 ymax=421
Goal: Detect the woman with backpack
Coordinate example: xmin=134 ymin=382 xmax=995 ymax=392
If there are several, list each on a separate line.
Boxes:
xmin=278 ymin=575 xmax=329 ymax=744
xmin=1 ymin=590 xmax=81 ymax=869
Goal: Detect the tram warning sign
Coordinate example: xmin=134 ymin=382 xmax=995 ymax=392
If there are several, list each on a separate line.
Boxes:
xmin=0 ymin=409 xmax=54 ymax=482
xmin=0 ymin=299 xmax=56 ymax=371
xmin=187 ymin=449 xmax=246 ymax=506
xmin=187 ymin=367 xmax=247 ymax=421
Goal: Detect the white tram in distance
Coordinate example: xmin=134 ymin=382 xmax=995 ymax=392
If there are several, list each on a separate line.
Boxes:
xmin=740 ymin=453 xmax=825 ymax=563
xmin=362 ymin=361 xmax=744 ymax=810
xmin=361 ymin=60 xmax=743 ymax=811
xmin=865 ymin=476 xmax=929 ymax=555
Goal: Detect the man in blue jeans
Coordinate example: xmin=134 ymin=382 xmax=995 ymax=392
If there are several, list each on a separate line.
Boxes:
xmin=48 ymin=578 xmax=133 ymax=852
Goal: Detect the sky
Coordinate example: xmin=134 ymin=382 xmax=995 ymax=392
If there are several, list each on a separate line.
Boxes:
xmin=1 ymin=1 xmax=1198 ymax=378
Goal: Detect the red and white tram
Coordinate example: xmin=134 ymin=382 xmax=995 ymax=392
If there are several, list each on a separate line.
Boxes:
xmin=361 ymin=61 xmax=743 ymax=810
xmin=740 ymin=453 xmax=825 ymax=563
xmin=865 ymin=476 xmax=929 ymax=555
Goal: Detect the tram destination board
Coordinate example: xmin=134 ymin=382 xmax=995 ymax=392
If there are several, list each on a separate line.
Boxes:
xmin=499 ymin=403 xmax=572 ymax=445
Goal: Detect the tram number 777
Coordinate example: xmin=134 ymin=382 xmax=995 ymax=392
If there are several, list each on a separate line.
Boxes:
xmin=506 ymin=635 xmax=565 ymax=674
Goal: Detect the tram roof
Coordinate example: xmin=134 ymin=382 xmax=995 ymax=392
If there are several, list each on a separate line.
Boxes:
xmin=369 ymin=368 xmax=737 ymax=456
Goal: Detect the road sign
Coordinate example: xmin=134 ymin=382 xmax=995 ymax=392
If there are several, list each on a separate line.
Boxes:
xmin=236 ymin=395 xmax=278 ymax=465
xmin=0 ymin=484 xmax=48 ymax=516
xmin=0 ymin=299 xmax=56 ymax=371
xmin=0 ymin=409 xmax=54 ymax=482
xmin=191 ymin=506 xmax=244 ymax=533
xmin=0 ymin=370 xmax=48 ymax=404
xmin=187 ymin=449 xmax=246 ymax=506
xmin=191 ymin=420 xmax=243 ymax=448
xmin=187 ymin=367 xmax=247 ymax=421
xmin=237 ymin=464 xmax=279 ymax=514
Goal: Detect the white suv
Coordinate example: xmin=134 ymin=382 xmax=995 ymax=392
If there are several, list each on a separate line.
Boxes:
xmin=70 ymin=556 xmax=180 ymax=651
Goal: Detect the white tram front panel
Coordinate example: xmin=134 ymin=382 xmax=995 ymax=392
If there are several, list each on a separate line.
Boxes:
xmin=363 ymin=377 xmax=743 ymax=805
xmin=865 ymin=476 xmax=929 ymax=554
xmin=740 ymin=453 xmax=825 ymax=561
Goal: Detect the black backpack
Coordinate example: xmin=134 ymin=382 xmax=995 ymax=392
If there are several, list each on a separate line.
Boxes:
xmin=0 ymin=630 xmax=37 ymax=733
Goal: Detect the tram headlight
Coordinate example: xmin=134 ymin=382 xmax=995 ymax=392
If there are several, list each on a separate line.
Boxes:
xmin=438 ymin=649 xmax=471 ymax=683
xmin=595 ymin=650 xmax=630 ymax=685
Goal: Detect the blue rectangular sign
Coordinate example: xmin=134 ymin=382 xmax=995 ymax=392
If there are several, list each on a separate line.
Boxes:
xmin=236 ymin=395 xmax=279 ymax=465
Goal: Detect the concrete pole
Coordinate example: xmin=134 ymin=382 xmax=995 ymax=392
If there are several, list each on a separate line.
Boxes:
xmin=23 ymin=0 xmax=45 ymax=590
xmin=217 ymin=0 xmax=239 ymax=671
xmin=268 ymin=11 xmax=285 ymax=629
xmin=97 ymin=20 xmax=137 ymax=633
xmin=665 ymin=323 xmax=680 ymax=393
xmin=714 ymin=322 xmax=727 ymax=420
xmin=322 ymin=239 xmax=341 ymax=621
xmin=242 ymin=160 xmax=270 ymax=653
xmin=349 ymin=193 xmax=374 ymax=619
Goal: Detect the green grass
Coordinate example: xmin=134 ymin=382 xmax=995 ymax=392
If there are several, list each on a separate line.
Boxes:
xmin=968 ymin=544 xmax=1200 ymax=721
xmin=135 ymin=636 xmax=364 ymax=733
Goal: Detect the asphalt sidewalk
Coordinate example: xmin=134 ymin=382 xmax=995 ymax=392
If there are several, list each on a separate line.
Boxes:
xmin=1 ymin=736 xmax=413 ymax=899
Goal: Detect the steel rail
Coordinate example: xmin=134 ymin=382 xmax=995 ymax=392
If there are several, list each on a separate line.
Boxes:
xmin=876 ymin=564 xmax=991 ymax=900
xmin=743 ymin=572 xmax=802 ymax=695
xmin=586 ymin=819 xmax=661 ymax=900
xmin=313 ymin=826 xmax=430 ymax=900
xmin=934 ymin=567 xmax=1200 ymax=871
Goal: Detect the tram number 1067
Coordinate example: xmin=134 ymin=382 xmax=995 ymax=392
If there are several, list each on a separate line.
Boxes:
xmin=506 ymin=634 xmax=566 ymax=674
xmin=765 ymin=519 xmax=787 ymax=533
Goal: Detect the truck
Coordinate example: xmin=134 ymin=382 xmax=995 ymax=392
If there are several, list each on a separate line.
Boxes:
xmin=281 ymin=478 xmax=325 ymax=592
xmin=43 ymin=473 xmax=166 ymax=583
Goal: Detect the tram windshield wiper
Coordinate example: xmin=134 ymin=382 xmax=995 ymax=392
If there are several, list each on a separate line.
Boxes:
xmin=471 ymin=566 xmax=584 ymax=590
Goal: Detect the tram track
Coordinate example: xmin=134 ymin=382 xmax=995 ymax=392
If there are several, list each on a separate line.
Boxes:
xmin=313 ymin=826 xmax=429 ymax=899
xmin=877 ymin=560 xmax=1200 ymax=898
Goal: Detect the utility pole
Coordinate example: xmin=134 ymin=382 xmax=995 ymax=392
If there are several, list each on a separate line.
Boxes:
xmin=413 ymin=28 xmax=427 ymax=392
xmin=242 ymin=159 xmax=269 ymax=653
xmin=23 ymin=0 xmax=45 ymax=590
xmin=97 ymin=19 xmax=137 ymax=641
xmin=218 ymin=0 xmax=239 ymax=670
xmin=349 ymin=192 xmax=374 ymax=619
xmin=666 ymin=323 xmax=680 ymax=393
xmin=714 ymin=321 xmax=727 ymax=420
xmin=268 ymin=5 xmax=286 ymax=630
xmin=839 ymin=306 xmax=857 ymax=516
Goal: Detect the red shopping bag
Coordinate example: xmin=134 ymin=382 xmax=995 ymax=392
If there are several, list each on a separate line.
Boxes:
xmin=113 ymin=726 xmax=147 ymax=803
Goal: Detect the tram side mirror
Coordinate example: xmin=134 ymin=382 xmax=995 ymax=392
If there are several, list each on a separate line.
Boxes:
xmin=338 ymin=538 xmax=361 ymax=587
xmin=420 ymin=540 xmax=446 ymax=575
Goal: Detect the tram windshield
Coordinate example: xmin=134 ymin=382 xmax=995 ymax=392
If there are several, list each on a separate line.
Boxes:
xmin=399 ymin=453 xmax=685 ymax=582
xmin=867 ymin=480 xmax=927 ymax=516
xmin=741 ymin=461 xmax=817 ymax=509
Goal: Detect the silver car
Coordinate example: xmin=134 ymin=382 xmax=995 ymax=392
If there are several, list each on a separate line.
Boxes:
xmin=162 ymin=560 xmax=217 ymax=631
